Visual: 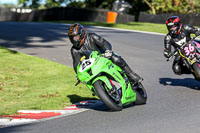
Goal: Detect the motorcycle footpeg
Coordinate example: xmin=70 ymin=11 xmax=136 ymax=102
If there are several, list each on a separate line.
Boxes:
xmin=124 ymin=77 xmax=129 ymax=84
xmin=131 ymin=83 xmax=139 ymax=92
xmin=109 ymin=89 xmax=116 ymax=94
xmin=120 ymin=70 xmax=125 ymax=74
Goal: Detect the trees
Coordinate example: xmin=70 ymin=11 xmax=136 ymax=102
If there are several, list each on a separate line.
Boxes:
xmin=143 ymin=0 xmax=200 ymax=14
xmin=183 ymin=0 xmax=200 ymax=13
xmin=18 ymin=0 xmax=41 ymax=9
xmin=44 ymin=0 xmax=67 ymax=8
xmin=0 ymin=3 xmax=17 ymax=8
xmin=18 ymin=0 xmax=68 ymax=9
xmin=84 ymin=0 xmax=114 ymax=9
xmin=126 ymin=0 xmax=149 ymax=21
xmin=17 ymin=0 xmax=200 ymax=14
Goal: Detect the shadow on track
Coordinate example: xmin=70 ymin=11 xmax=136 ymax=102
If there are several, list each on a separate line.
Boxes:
xmin=0 ymin=22 xmax=68 ymax=51
xmin=159 ymin=77 xmax=200 ymax=90
xmin=67 ymin=94 xmax=134 ymax=112
xmin=67 ymin=94 xmax=109 ymax=111
xmin=0 ymin=22 xmax=136 ymax=53
xmin=67 ymin=94 xmax=98 ymax=104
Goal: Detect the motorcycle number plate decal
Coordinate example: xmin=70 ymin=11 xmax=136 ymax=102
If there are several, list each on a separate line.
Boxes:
xmin=183 ymin=43 xmax=195 ymax=56
xmin=79 ymin=58 xmax=95 ymax=72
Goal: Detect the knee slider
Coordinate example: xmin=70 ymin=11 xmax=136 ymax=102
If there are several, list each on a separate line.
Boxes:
xmin=111 ymin=55 xmax=126 ymax=67
xmin=173 ymin=64 xmax=182 ymax=75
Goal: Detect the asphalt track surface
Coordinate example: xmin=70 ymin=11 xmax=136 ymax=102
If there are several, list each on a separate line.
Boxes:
xmin=1 ymin=22 xmax=200 ymax=133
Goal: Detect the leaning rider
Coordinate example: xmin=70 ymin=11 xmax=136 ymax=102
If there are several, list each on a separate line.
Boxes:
xmin=68 ymin=23 xmax=143 ymax=83
xmin=163 ymin=16 xmax=200 ymax=75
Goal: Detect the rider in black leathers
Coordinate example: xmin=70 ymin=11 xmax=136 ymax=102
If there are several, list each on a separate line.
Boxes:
xmin=163 ymin=16 xmax=200 ymax=75
xmin=68 ymin=23 xmax=142 ymax=83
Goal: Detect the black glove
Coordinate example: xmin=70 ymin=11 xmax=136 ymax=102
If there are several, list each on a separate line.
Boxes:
xmin=104 ymin=50 xmax=113 ymax=58
xmin=163 ymin=49 xmax=171 ymax=58
xmin=196 ymin=31 xmax=200 ymax=37
xmin=195 ymin=27 xmax=200 ymax=37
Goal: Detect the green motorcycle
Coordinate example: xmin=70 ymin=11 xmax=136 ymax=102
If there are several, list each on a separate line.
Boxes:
xmin=75 ymin=51 xmax=147 ymax=111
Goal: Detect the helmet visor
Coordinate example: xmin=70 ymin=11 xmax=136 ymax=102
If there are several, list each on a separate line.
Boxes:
xmin=73 ymin=34 xmax=80 ymax=41
xmin=170 ymin=26 xmax=177 ymax=31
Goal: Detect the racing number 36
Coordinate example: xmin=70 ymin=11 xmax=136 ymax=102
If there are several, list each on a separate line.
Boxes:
xmin=184 ymin=44 xmax=195 ymax=56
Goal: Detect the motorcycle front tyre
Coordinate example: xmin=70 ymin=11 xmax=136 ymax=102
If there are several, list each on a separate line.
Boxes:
xmin=93 ymin=80 xmax=122 ymax=111
xmin=134 ymin=83 xmax=147 ymax=105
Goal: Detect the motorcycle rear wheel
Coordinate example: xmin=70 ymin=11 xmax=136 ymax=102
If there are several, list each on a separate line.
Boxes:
xmin=93 ymin=80 xmax=122 ymax=111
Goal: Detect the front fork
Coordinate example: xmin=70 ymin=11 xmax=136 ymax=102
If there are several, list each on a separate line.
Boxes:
xmin=107 ymin=79 xmax=121 ymax=104
xmin=192 ymin=63 xmax=200 ymax=80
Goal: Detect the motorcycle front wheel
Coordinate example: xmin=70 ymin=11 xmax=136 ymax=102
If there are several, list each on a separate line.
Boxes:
xmin=133 ymin=83 xmax=147 ymax=105
xmin=93 ymin=80 xmax=122 ymax=111
xmin=192 ymin=63 xmax=200 ymax=81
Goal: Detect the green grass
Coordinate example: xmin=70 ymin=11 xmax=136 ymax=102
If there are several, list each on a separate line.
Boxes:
xmin=0 ymin=47 xmax=97 ymax=115
xmin=47 ymin=21 xmax=168 ymax=34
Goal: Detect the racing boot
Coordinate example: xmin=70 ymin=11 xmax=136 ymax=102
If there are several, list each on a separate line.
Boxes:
xmin=123 ymin=65 xmax=143 ymax=83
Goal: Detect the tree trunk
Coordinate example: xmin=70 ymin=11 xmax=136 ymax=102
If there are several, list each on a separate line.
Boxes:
xmin=144 ymin=0 xmax=156 ymax=14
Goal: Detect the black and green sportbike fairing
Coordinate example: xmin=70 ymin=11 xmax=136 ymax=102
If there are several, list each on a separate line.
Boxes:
xmin=76 ymin=51 xmax=147 ymax=111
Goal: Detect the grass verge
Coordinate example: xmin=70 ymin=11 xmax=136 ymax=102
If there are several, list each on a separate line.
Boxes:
xmin=0 ymin=47 xmax=97 ymax=115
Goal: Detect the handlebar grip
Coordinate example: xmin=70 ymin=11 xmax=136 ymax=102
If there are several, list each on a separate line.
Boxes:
xmin=166 ymin=51 xmax=178 ymax=61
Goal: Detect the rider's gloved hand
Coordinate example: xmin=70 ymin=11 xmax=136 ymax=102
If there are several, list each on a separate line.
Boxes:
xmin=104 ymin=50 xmax=113 ymax=58
xmin=163 ymin=48 xmax=171 ymax=58
xmin=196 ymin=31 xmax=200 ymax=37
xmin=195 ymin=27 xmax=200 ymax=36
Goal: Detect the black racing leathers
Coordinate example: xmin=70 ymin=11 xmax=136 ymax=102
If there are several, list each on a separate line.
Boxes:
xmin=71 ymin=33 xmax=112 ymax=72
xmin=71 ymin=33 xmax=142 ymax=82
xmin=164 ymin=25 xmax=200 ymax=75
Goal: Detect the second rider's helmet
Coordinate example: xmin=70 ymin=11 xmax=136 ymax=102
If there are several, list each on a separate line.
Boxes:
xmin=68 ymin=23 xmax=86 ymax=49
xmin=166 ymin=16 xmax=182 ymax=37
